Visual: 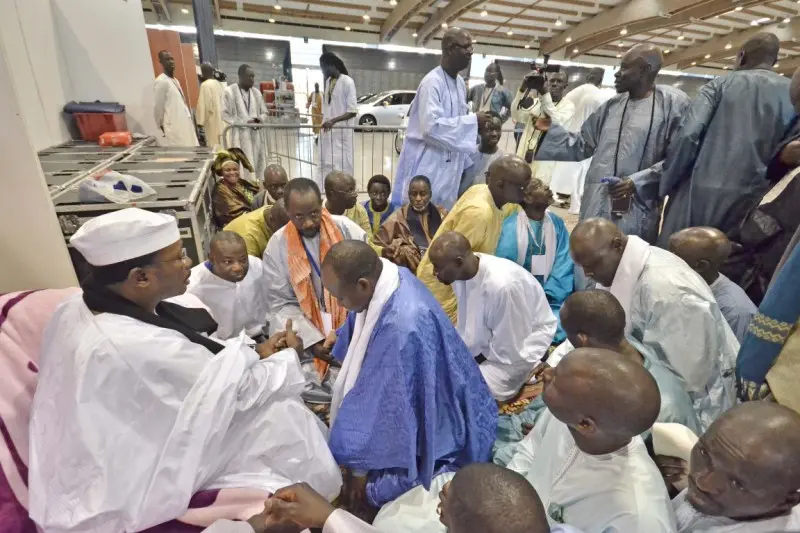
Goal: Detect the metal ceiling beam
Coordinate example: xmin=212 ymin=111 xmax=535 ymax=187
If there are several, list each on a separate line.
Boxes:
xmin=666 ymin=19 xmax=800 ymax=68
xmin=416 ymin=0 xmax=484 ymax=46
xmin=381 ymin=0 xmax=428 ymax=42
xmin=154 ymin=0 xmax=172 ymax=22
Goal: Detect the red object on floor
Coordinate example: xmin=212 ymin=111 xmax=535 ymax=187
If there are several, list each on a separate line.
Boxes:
xmin=74 ymin=112 xmax=128 ymax=141
xmin=98 ymin=131 xmax=133 ymax=147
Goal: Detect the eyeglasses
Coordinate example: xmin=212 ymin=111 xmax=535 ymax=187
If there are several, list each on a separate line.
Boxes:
xmin=147 ymin=248 xmax=188 ymax=266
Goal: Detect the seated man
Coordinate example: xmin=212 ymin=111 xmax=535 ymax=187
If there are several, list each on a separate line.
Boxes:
xmin=374 ymin=175 xmax=448 ymax=272
xmin=263 ymin=178 xmax=367 ymax=397
xmin=362 ymin=174 xmax=400 ymax=237
xmin=251 ymin=163 xmax=289 ymax=209
xmin=231 ymin=464 xmax=584 ymax=533
xmin=321 ymin=241 xmax=496 ymax=518
xmin=418 ymin=154 xmax=532 ymax=321
xmin=429 ymin=231 xmax=556 ymax=401
xmin=496 ymin=178 xmax=574 ymax=343
xmin=224 ymin=199 xmax=289 ymax=258
xmin=186 ymin=231 xmax=269 ymax=340
xmin=670 ymin=402 xmax=800 ymax=532
xmin=508 ymin=348 xmax=676 ymax=533
xmin=570 ymin=217 xmax=738 ymax=431
xmin=669 ymin=227 xmax=757 ymax=342
xmin=28 ymin=208 xmax=342 ymax=533
xmin=324 ymin=170 xmax=370 ymax=234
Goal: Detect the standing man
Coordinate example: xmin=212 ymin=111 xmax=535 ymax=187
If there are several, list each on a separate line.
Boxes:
xmin=467 ymin=62 xmax=513 ymax=123
xmin=535 ymin=44 xmax=689 ymax=244
xmin=153 ymin=50 xmax=198 ymax=147
xmin=223 ymin=64 xmax=269 ymax=181
xmin=307 ymin=82 xmax=323 ymax=140
xmin=196 ymin=63 xmax=226 ymax=148
xmin=513 ymin=71 xmax=574 ymax=185
xmin=319 ymin=52 xmax=357 ymax=186
xmin=548 ymin=67 xmax=614 ymax=211
xmin=659 ymin=33 xmax=794 ymax=245
xmin=392 ymin=28 xmax=491 ymax=209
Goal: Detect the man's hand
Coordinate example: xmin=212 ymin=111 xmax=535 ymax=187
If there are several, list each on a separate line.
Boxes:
xmin=283 ymin=319 xmax=304 ymax=353
xmin=476 ymin=111 xmax=491 ymax=131
xmin=534 ymin=116 xmax=552 ymax=132
xmin=256 ymin=332 xmax=286 ymax=359
xmin=341 ymin=474 xmax=374 ymax=522
xmin=780 ymin=140 xmax=800 ymax=166
xmin=321 ymin=120 xmax=335 ymax=132
xmin=258 ymin=482 xmax=335 ymax=530
xmin=310 ymin=341 xmax=339 ymax=367
xmin=323 ymin=329 xmax=338 ymax=351
xmin=522 ymin=423 xmax=535 ymax=436
xmin=654 ymin=455 xmax=688 ymax=488
xmin=609 ymin=177 xmax=635 ymax=199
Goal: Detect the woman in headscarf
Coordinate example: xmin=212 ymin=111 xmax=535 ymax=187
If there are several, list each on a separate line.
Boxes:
xmin=211 ymin=148 xmax=261 ymax=227
xmin=373 ymin=175 xmax=447 ymax=273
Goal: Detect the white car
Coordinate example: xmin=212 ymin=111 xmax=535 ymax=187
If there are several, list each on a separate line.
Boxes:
xmin=356 ymin=90 xmax=416 ymax=128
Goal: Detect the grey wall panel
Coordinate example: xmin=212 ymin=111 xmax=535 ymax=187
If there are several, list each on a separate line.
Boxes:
xmin=181 ymin=34 xmax=291 ymax=82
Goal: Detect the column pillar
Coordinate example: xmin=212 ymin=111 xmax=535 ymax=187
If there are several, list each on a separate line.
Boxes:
xmin=193 ymin=0 xmax=218 ymax=65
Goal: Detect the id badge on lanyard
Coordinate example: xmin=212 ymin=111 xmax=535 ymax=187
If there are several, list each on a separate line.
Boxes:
xmin=302 ymin=240 xmax=333 ymax=334
xmin=530 ymin=254 xmax=549 ymax=277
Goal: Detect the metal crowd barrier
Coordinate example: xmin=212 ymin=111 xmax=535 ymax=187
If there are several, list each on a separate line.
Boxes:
xmin=222 ymin=118 xmax=526 ymax=192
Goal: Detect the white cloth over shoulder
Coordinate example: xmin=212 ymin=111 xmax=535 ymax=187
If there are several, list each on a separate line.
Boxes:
xmin=186 ymin=256 xmax=269 ymax=339
xmin=154 ymin=73 xmax=199 ymax=147
xmin=330 ymin=259 xmax=400 ymax=425
xmin=222 ymin=83 xmax=269 ymax=180
xmin=453 ymin=254 xmax=556 ymax=401
xmin=262 ymin=215 xmax=368 ymax=344
xmin=599 ymin=236 xmax=738 ymax=431
xmin=319 ymin=74 xmax=357 ymax=185
xmin=673 ymin=489 xmax=800 ymax=532
xmin=507 ymin=410 xmax=676 ymax=533
xmin=28 ymin=293 xmax=342 ymax=533
xmin=515 ymin=210 xmax=557 ymax=280
xmin=392 ymin=66 xmax=478 ymax=210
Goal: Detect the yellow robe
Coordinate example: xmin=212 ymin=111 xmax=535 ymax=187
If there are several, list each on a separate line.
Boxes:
xmin=343 ymin=203 xmax=371 ymax=234
xmin=196 ymin=79 xmax=225 ymax=148
xmin=223 ymin=206 xmax=275 ymax=258
xmin=417 ymin=184 xmax=506 ymax=322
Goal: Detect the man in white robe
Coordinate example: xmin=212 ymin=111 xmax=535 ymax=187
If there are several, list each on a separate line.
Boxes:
xmin=507 ymin=347 xmax=676 ymax=533
xmin=28 ymin=208 xmax=341 ymax=533
xmin=153 ymin=50 xmax=199 ymax=147
xmin=319 ymin=52 xmax=358 ymax=186
xmin=570 ymin=217 xmax=738 ymax=430
xmin=392 ymin=28 xmax=491 ymax=209
xmin=428 ymin=231 xmax=556 ymax=401
xmin=262 ymin=178 xmax=367 ymax=402
xmin=512 ymin=71 xmax=575 ymax=185
xmin=186 ymin=231 xmax=268 ymax=340
xmin=668 ymin=402 xmax=800 ymax=532
xmin=223 ymin=64 xmax=269 ymax=181
xmin=196 ymin=62 xmax=226 ymax=148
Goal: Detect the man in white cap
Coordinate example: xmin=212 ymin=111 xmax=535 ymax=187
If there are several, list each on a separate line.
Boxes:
xmin=28 ymin=208 xmax=342 ymax=533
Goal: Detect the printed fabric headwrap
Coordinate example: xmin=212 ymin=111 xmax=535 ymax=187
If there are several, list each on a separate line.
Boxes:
xmin=213 ymin=148 xmax=254 ymax=176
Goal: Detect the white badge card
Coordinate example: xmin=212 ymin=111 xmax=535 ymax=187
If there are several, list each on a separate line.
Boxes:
xmin=530 ymin=254 xmax=549 ymax=277
xmin=322 ymin=312 xmax=333 ymax=335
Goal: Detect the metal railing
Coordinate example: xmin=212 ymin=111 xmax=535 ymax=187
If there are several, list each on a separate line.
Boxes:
xmin=222 ymin=117 xmax=525 ymax=192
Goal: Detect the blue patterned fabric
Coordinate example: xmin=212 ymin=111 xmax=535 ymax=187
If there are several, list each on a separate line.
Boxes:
xmin=495 ymin=211 xmax=574 ymax=343
xmin=362 ymin=200 xmax=399 ymax=235
xmin=329 ymin=267 xmax=497 ymax=507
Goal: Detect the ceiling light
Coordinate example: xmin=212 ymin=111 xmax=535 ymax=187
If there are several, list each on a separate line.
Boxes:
xmin=566 ymin=36 xmax=572 ymax=42
xmin=525 ymin=44 xmax=531 ymax=48
xmin=481 ymin=9 xmax=488 ymax=16
xmin=473 ymin=38 xmax=478 ymax=43
xmin=776 ymin=62 xmax=780 ymax=68
xmin=785 ymin=17 xmax=791 ymax=23
xmin=274 ymin=3 xmax=281 ymax=10
xmin=268 ymin=17 xmax=275 ymax=22
xmin=345 ymin=26 xmax=351 ymax=31
xmin=618 ymin=41 xmax=624 ymax=47
xmin=555 ymin=17 xmax=564 ymax=26
xmin=704 ymin=53 xmax=711 ymax=59
xmin=677 ymin=32 xmax=685 ymax=40
xmin=725 ymin=42 xmax=732 ymax=49
xmin=390 ymin=0 xmax=397 ymax=5
xmin=363 ymin=13 xmax=370 ymax=21
xmin=412 ymin=32 xmax=418 ymax=37
xmin=616 ymin=53 xmax=622 ymax=58
xmin=691 ymin=61 xmax=697 ymax=65
xmin=266 ymin=51 xmax=274 ymax=60
xmin=664 ymin=48 xmax=670 ymax=53
xmin=724 ymin=65 xmax=730 ymax=69
xmin=507 ymin=30 xmax=514 ymax=36
xmin=388 ymin=60 xmax=396 ymax=69
xmin=442 ymin=22 xmax=448 ymax=29
xmin=573 ymin=48 xmax=579 ymax=53
xmin=181 ymin=8 xmax=189 ymax=14
xmin=620 ymin=27 xmax=628 ymax=35
xmin=734 ymin=5 xmax=743 ymax=11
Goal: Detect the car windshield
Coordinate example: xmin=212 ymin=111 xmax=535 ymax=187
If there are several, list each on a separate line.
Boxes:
xmin=357 ymin=93 xmax=375 ymax=103
xmin=360 ymin=92 xmax=391 ymax=105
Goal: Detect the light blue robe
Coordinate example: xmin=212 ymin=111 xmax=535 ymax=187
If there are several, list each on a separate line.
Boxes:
xmin=495 ymin=210 xmax=574 ymax=343
xmin=534 ymin=86 xmax=689 ymax=243
xmin=392 ymin=66 xmax=478 ymax=209
xmin=710 ymin=273 xmax=757 ymax=343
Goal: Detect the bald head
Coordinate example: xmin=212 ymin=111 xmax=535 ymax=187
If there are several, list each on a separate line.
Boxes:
xmin=441 ymin=28 xmax=473 ymax=74
xmin=616 ymin=44 xmax=662 ymax=94
xmin=323 ymin=171 xmax=357 ymax=213
xmin=263 ymin=164 xmax=288 ymax=201
xmin=321 ymin=240 xmax=381 ymax=313
xmin=542 ymin=347 xmax=661 ymax=449
xmin=428 ymin=231 xmax=478 ymax=285
xmin=587 ymin=67 xmax=605 ymax=86
xmin=561 ymin=290 xmax=626 ymax=349
xmin=688 ymin=402 xmax=800 ymax=519
xmin=668 ymin=227 xmax=731 ymax=284
xmin=569 ymin=218 xmax=627 ymax=287
xmin=628 ymin=44 xmax=663 ymax=71
xmin=738 ymin=32 xmax=780 ymax=70
xmin=442 ymin=463 xmax=550 ymax=533
xmin=486 ymin=154 xmax=531 ymax=208
xmin=209 ymin=231 xmax=249 ymax=282
xmin=200 ymin=62 xmax=215 ymax=80
xmin=442 ymin=28 xmax=471 ymax=49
